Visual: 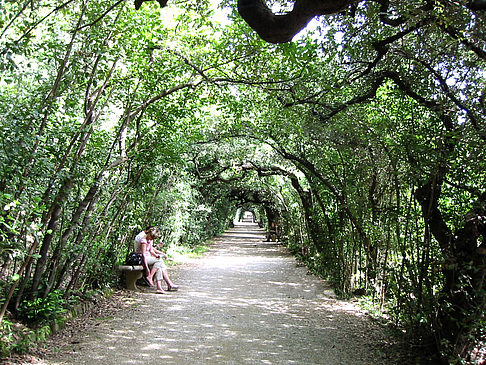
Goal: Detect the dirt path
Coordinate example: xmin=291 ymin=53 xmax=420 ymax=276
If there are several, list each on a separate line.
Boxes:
xmin=35 ymin=222 xmax=406 ymax=364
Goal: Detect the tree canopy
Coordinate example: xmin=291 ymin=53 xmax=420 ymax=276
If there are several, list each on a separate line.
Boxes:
xmin=138 ymin=0 xmax=486 ymax=43
xmin=0 ymin=0 xmax=485 ymax=362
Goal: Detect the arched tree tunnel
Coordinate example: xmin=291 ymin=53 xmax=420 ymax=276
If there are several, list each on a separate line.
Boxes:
xmin=1 ymin=0 xmax=486 ymax=362
xmin=190 ymin=143 xmax=352 ymax=281
xmin=191 ymin=155 xmax=288 ymax=237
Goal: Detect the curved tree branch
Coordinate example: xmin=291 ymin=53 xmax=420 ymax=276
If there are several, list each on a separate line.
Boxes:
xmin=76 ymin=0 xmax=125 ymax=31
xmin=0 ymin=0 xmax=76 ymax=57
xmin=237 ymin=0 xmax=357 ymax=43
xmin=134 ymin=0 xmax=356 ymax=43
xmin=437 ymin=22 xmax=486 ymax=61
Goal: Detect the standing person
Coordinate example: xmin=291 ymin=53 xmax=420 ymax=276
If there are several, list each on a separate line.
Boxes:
xmin=266 ymin=222 xmax=277 ymax=242
xmin=134 ymin=226 xmax=179 ymax=294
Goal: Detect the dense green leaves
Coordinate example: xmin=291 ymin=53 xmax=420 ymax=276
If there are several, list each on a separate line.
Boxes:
xmin=0 ymin=0 xmax=485 ymax=362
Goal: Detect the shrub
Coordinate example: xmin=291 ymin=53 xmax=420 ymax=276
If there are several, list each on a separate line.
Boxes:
xmin=18 ymin=291 xmax=67 ymax=325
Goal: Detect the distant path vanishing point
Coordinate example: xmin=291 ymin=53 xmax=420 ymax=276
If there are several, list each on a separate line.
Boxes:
xmin=41 ymin=222 xmax=404 ymax=365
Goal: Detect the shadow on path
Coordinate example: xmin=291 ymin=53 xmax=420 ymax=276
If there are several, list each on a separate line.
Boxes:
xmin=41 ymin=223 xmax=405 ymax=365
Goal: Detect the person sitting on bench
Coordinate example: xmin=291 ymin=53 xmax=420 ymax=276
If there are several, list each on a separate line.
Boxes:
xmin=134 ymin=226 xmax=178 ymax=294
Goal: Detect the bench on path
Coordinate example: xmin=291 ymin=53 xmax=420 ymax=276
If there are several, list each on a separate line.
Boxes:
xmin=118 ymin=265 xmax=144 ymax=290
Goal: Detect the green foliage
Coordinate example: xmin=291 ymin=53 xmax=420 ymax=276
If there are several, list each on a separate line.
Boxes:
xmin=17 ymin=291 xmax=67 ymax=325
xmin=0 ymin=0 xmax=484 ymax=363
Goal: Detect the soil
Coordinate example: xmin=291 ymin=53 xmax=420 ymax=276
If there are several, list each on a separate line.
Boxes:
xmin=4 ymin=222 xmax=413 ymax=364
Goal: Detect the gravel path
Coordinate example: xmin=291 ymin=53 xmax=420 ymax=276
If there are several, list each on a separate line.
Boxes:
xmin=37 ymin=222 xmax=405 ymax=364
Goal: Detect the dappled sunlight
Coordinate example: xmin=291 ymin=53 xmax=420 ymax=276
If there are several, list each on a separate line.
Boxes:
xmin=44 ymin=224 xmax=393 ymax=365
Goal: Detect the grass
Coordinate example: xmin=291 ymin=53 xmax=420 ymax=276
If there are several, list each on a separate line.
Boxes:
xmin=166 ymin=243 xmax=210 ymax=263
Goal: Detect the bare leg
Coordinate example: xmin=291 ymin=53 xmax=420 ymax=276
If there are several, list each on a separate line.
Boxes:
xmin=156 ymin=279 xmax=167 ymax=293
xmin=146 ymin=266 xmax=157 ymax=287
xmin=162 ymin=269 xmax=178 ymax=290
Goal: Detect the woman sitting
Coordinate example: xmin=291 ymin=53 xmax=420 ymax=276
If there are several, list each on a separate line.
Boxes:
xmin=134 ymin=226 xmax=179 ymax=294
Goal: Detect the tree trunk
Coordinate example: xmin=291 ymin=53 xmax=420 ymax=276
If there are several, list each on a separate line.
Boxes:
xmin=16 ymin=3 xmax=86 ymax=198
xmin=30 ymin=177 xmax=74 ymax=297
xmin=415 ymin=162 xmax=486 ymax=357
xmin=42 ymin=183 xmax=101 ymax=298
xmin=288 ymin=174 xmax=328 ymax=253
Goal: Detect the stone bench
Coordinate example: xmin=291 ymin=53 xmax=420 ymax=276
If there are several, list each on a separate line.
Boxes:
xmin=118 ymin=265 xmax=144 ymax=290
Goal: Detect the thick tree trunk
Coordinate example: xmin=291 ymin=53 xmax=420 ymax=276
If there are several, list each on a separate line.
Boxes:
xmin=237 ymin=0 xmax=357 ymax=43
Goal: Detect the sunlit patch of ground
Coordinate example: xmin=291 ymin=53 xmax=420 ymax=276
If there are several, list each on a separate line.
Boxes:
xmin=25 ymin=222 xmax=409 ymax=365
